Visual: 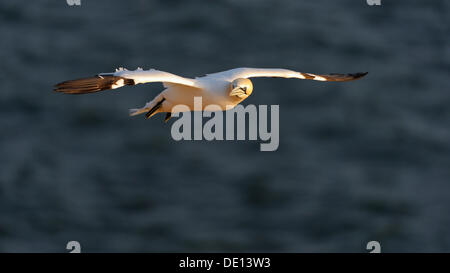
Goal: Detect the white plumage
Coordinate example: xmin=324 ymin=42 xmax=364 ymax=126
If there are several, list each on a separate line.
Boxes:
xmin=54 ymin=67 xmax=367 ymax=121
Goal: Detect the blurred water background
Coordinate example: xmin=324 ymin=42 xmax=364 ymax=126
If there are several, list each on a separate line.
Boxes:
xmin=0 ymin=0 xmax=449 ymax=252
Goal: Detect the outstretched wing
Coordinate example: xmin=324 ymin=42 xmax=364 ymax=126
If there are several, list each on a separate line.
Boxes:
xmin=213 ymin=68 xmax=367 ymax=82
xmin=54 ymin=68 xmax=198 ymax=94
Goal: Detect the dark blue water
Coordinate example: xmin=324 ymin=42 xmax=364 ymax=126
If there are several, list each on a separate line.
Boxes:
xmin=0 ymin=0 xmax=449 ymax=252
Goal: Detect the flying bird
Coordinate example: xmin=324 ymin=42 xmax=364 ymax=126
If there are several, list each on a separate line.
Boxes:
xmin=54 ymin=67 xmax=367 ymax=122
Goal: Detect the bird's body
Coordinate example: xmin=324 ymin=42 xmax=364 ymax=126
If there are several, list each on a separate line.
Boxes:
xmin=54 ymin=67 xmax=367 ymax=121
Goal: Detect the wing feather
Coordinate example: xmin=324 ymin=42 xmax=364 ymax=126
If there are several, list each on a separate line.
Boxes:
xmin=54 ymin=68 xmax=197 ymax=94
xmin=215 ymin=68 xmax=368 ymax=82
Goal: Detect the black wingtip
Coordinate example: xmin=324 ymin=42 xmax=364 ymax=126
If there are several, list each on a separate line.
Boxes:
xmin=343 ymin=72 xmax=368 ymax=81
xmin=355 ymin=72 xmax=368 ymax=78
xmin=53 ymin=75 xmax=134 ymax=95
xmin=321 ymin=72 xmax=369 ymax=82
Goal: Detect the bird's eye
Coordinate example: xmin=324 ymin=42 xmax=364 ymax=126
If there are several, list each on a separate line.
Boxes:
xmin=242 ymin=87 xmax=247 ymax=92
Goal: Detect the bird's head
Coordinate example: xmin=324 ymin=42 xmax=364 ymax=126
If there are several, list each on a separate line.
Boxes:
xmin=229 ymin=78 xmax=253 ymax=99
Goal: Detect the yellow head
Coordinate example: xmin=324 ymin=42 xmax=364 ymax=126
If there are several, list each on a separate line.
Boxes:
xmin=229 ymin=78 xmax=253 ymax=99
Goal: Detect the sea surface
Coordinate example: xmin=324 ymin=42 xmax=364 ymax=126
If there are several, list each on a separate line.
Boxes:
xmin=0 ymin=0 xmax=449 ymax=252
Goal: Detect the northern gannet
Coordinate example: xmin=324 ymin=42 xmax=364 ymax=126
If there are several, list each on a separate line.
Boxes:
xmin=54 ymin=67 xmax=367 ymax=122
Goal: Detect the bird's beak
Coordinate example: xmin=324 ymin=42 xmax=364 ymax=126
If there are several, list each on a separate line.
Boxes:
xmin=229 ymin=87 xmax=246 ymax=97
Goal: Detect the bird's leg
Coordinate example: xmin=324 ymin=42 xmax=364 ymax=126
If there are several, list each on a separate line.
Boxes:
xmin=164 ymin=112 xmax=172 ymax=123
xmin=145 ymin=98 xmax=166 ymax=119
